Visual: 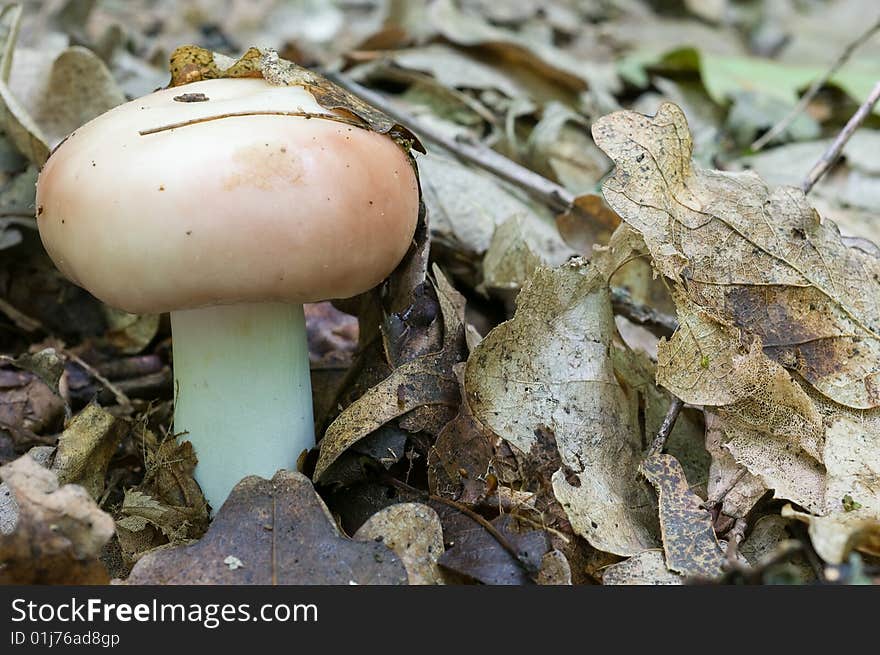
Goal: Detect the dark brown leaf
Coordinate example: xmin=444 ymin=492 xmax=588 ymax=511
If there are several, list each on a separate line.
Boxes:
xmin=640 ymin=453 xmax=724 ymax=579
xmin=124 ymin=470 xmax=408 ymax=584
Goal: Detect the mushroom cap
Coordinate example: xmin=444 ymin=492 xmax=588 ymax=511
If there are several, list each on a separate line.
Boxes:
xmin=35 ymin=77 xmax=420 ymax=314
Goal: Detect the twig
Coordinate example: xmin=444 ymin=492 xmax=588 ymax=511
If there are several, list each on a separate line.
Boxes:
xmin=0 ymin=297 xmax=43 ymax=332
xmin=802 ymin=79 xmax=880 ymax=194
xmin=648 ymin=397 xmax=684 ymax=456
xmin=724 ymin=517 xmax=748 ymax=564
xmin=610 ymin=287 xmax=678 ymax=337
xmin=752 ymin=16 xmax=880 ymax=151
xmin=138 ymin=110 xmax=363 ymax=135
xmin=382 ymin=474 xmax=538 ymax=576
xmin=65 ymin=350 xmax=133 ymax=411
xmin=327 ymin=72 xmax=577 ymax=216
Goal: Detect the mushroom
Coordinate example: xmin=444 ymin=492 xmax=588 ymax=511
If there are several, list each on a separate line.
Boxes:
xmin=35 ymin=76 xmax=420 ymax=512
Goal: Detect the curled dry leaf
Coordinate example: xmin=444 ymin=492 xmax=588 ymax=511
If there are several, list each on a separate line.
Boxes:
xmin=783 ymin=505 xmax=880 ymax=565
xmin=465 ymin=260 xmax=659 ymax=556
xmin=353 ymin=502 xmax=445 ymax=585
xmin=0 ymin=367 xmax=64 ymax=457
xmin=0 ymin=453 xmax=113 ymax=583
xmin=314 ymin=268 xmax=466 ymax=481
xmin=125 ymin=471 xmax=407 ymax=584
xmin=535 ymin=549 xmax=572 ymax=585
xmin=115 ymin=432 xmax=208 ymax=562
xmin=640 ymin=453 xmax=724 ymax=579
xmin=52 ymin=403 xmax=128 ymax=499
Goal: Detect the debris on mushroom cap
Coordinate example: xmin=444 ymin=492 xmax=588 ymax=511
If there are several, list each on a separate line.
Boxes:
xmin=35 ymin=66 xmax=422 ymax=315
xmin=168 ymin=45 xmax=425 ymax=153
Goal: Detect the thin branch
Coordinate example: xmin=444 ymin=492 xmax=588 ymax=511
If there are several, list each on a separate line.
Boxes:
xmin=802 ymin=79 xmax=880 ymax=194
xmin=327 ymin=72 xmax=578 ymax=216
xmin=65 ymin=350 xmax=133 ymax=411
xmin=648 ymin=397 xmax=684 ymax=456
xmin=752 ymin=16 xmax=880 ymax=151
xmin=610 ymin=287 xmax=678 ymax=338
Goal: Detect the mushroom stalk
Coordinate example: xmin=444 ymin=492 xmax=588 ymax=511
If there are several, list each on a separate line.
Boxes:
xmin=171 ymin=302 xmax=315 ymax=513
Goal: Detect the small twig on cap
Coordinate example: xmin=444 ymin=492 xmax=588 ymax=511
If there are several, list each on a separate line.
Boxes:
xmin=138 ymin=110 xmax=364 ymax=136
xmin=801 ymin=79 xmax=880 ymax=194
xmin=648 ymin=396 xmax=685 ymax=456
xmin=752 ymin=16 xmax=880 ymax=151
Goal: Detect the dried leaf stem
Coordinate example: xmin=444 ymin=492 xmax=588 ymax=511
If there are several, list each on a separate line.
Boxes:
xmin=802 ymin=79 xmax=880 ymax=194
xmin=752 ymin=15 xmax=880 ymax=151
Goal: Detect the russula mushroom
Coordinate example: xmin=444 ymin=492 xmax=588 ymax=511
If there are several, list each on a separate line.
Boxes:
xmin=35 ymin=76 xmax=420 ymax=512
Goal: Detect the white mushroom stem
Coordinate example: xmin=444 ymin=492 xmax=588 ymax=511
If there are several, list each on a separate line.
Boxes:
xmin=170 ymin=302 xmax=315 ymax=513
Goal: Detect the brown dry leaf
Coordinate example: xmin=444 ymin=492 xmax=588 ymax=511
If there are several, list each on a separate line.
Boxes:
xmin=465 ymin=260 xmax=660 ymax=556
xmin=535 ymin=549 xmax=572 ymax=585
xmin=427 ymin=365 xmax=496 ymax=503
xmin=601 ymin=550 xmax=682 ymax=585
xmin=437 ymin=512 xmax=548 ymax=585
xmin=593 ymin=102 xmax=880 ymax=411
xmin=125 ymin=470 xmax=407 ymax=584
xmin=419 ymin=151 xmax=569 ymax=267
xmin=704 ymin=412 xmax=766 ymax=519
xmin=100 ymin=308 xmax=159 ymax=355
xmin=640 ymin=453 xmax=724 ymax=578
xmin=783 ymin=505 xmax=880 ymax=565
xmin=480 ymin=215 xmax=548 ymax=293
xmin=314 ymin=268 xmax=466 ymax=481
xmin=52 ymin=403 xmax=128 ymax=499
xmin=0 ymin=367 xmax=64 ymax=458
xmin=353 ymin=502 xmax=444 ymax=585
xmin=0 ymin=453 xmax=113 ymax=583
xmin=115 ymin=431 xmax=208 ymax=562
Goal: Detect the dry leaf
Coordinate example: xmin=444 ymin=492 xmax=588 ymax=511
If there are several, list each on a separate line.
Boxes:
xmin=465 ymin=260 xmax=659 ymax=556
xmin=0 ymin=453 xmax=113 ymax=583
xmin=641 ymin=453 xmax=724 ymax=578
xmin=601 ymin=550 xmax=682 ymax=585
xmin=353 ymin=502 xmax=445 ymax=585
xmin=125 ymin=470 xmax=407 ymax=584
xmin=783 ymin=505 xmax=880 ymax=565
xmin=53 ymin=403 xmax=127 ymax=499
xmin=115 ymin=432 xmax=208 ymax=562
xmin=315 ymin=268 xmax=466 ymax=481
xmin=437 ymin=512 xmax=548 ymax=585
xmin=593 ymin=101 xmax=880 ymax=410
